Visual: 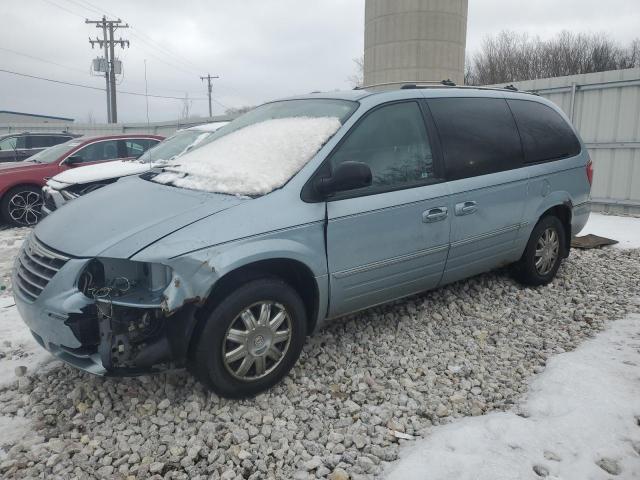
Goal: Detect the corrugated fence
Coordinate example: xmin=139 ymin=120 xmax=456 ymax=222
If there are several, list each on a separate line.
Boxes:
xmin=492 ymin=68 xmax=640 ymax=215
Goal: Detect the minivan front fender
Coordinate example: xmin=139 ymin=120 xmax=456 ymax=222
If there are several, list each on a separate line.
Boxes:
xmin=146 ymin=222 xmax=328 ymax=317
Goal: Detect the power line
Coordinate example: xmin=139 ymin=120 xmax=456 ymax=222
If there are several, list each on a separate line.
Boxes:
xmin=62 ymin=0 xmax=206 ymax=75
xmin=40 ymin=0 xmax=86 ymax=19
xmin=0 ymin=68 xmax=208 ymax=100
xmin=200 ymin=73 xmax=219 ymax=116
xmin=0 ymin=46 xmax=89 ymax=75
xmin=87 ymin=16 xmax=130 ymax=123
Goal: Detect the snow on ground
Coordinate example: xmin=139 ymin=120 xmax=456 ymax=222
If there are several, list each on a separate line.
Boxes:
xmin=0 ymin=416 xmax=33 ymax=461
xmin=386 ymin=313 xmax=640 ymax=480
xmin=0 ymin=227 xmax=30 ymax=297
xmin=153 ymin=116 xmax=342 ymax=196
xmin=0 ymin=228 xmax=55 ymax=388
xmin=0 ymin=296 xmax=54 ymax=389
xmin=579 ymin=212 xmax=640 ymax=249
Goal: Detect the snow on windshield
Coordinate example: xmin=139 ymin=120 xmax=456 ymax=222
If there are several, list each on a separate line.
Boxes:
xmin=152 ymin=116 xmax=342 ymax=196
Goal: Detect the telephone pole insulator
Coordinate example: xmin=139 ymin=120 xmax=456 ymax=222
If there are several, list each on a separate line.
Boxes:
xmin=86 ymin=16 xmax=129 ymax=123
xmin=200 ymin=73 xmax=219 ymax=118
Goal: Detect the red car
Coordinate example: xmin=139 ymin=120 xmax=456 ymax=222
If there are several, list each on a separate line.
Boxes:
xmin=0 ymin=134 xmax=163 ymax=226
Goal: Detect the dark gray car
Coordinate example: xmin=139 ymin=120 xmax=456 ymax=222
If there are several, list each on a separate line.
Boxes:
xmin=0 ymin=132 xmax=79 ymax=162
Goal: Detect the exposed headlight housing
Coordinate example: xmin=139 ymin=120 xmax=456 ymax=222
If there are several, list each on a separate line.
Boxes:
xmin=78 ymin=258 xmax=172 ymax=305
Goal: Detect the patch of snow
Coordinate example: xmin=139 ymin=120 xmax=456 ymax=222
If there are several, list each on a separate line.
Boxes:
xmin=0 ymin=302 xmax=54 ymax=389
xmin=580 ymin=212 xmax=640 ymax=249
xmin=153 ymin=116 xmax=342 ymax=196
xmin=0 ymin=227 xmax=54 ymax=389
xmin=0 ymin=227 xmax=30 ymax=296
xmin=50 ymin=160 xmax=150 ymax=185
xmin=0 ymin=415 xmax=33 ymax=460
xmin=386 ymin=314 xmax=640 ymax=480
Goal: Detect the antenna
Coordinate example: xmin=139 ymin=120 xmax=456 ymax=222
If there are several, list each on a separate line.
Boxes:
xmin=144 ymin=59 xmax=152 ymax=166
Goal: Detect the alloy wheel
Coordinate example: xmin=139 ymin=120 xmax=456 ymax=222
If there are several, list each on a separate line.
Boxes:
xmin=534 ymin=227 xmax=560 ymax=275
xmin=222 ymin=301 xmax=292 ymax=381
xmin=8 ymin=191 xmax=43 ymax=226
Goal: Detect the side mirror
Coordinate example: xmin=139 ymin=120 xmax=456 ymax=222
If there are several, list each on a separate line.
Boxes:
xmin=314 ymin=161 xmax=372 ymax=196
xmin=65 ymin=155 xmax=83 ymax=165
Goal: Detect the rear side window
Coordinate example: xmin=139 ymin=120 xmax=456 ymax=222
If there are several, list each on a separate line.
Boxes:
xmin=330 ymin=101 xmax=437 ymax=193
xmin=73 ymin=140 xmax=120 ymax=162
xmin=29 ymin=136 xmax=54 ymax=148
xmin=428 ymin=97 xmax=523 ymax=180
xmin=507 ymin=99 xmax=581 ymax=163
xmin=122 ymin=139 xmax=156 ymax=157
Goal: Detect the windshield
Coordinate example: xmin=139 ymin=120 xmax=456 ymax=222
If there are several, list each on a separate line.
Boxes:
xmin=151 ymin=99 xmax=357 ymax=196
xmin=26 ymin=139 xmax=80 ymax=163
xmin=137 ymin=129 xmax=212 ymax=164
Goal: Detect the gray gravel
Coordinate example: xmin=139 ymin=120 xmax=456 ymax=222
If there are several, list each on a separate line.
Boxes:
xmin=1 ymin=247 xmax=639 ymax=479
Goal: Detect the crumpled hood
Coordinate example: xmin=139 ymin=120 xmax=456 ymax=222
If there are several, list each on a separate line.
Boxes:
xmin=35 ymin=176 xmax=244 ymax=258
xmin=51 ymin=160 xmax=151 ymax=186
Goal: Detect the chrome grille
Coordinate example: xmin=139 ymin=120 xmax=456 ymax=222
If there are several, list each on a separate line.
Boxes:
xmin=15 ymin=235 xmax=69 ymax=302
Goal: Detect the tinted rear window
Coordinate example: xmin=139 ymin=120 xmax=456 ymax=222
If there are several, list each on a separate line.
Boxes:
xmin=428 ymin=97 xmax=523 ymax=180
xmin=507 ymin=99 xmax=581 ymax=163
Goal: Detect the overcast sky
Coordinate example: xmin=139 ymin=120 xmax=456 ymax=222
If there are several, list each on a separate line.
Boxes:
xmin=1 ymin=0 xmax=638 ymax=123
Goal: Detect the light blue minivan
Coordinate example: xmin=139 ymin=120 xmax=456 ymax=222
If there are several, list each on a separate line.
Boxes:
xmin=13 ymin=85 xmax=592 ymax=397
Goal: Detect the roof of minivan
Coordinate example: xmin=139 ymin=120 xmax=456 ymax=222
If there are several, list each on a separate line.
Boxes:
xmin=287 ymin=85 xmax=540 ymax=103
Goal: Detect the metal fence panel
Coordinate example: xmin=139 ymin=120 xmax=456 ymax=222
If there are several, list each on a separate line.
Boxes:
xmin=490 ymin=68 xmax=640 ymax=215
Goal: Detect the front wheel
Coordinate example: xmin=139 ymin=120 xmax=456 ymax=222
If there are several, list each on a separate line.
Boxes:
xmin=512 ymin=215 xmax=566 ymax=286
xmin=191 ymin=278 xmax=307 ymax=398
xmin=1 ymin=186 xmax=43 ymax=226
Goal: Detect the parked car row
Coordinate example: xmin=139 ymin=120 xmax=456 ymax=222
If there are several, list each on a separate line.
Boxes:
xmin=0 ymin=131 xmax=80 ymax=163
xmin=0 ymin=121 xmax=229 ymax=226
xmin=0 ymin=134 xmax=163 ymax=226
xmin=42 ymin=122 xmax=227 ymax=216
xmin=11 ymin=86 xmax=592 ymax=398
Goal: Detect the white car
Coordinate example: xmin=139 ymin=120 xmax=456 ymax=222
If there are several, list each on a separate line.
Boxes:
xmin=42 ymin=121 xmax=228 ymax=215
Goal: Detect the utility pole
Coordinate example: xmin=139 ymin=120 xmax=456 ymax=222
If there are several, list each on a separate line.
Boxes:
xmin=87 ymin=16 xmax=129 ymax=123
xmin=200 ymin=73 xmax=219 ymax=117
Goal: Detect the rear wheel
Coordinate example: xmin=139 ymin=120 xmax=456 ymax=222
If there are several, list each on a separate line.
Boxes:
xmin=1 ymin=186 xmax=43 ymax=226
xmin=512 ymin=215 xmax=566 ymax=286
xmin=191 ymin=277 xmax=307 ymax=398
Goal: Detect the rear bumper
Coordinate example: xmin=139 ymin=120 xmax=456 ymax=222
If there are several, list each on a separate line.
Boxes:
xmin=572 ymin=200 xmax=591 ymax=236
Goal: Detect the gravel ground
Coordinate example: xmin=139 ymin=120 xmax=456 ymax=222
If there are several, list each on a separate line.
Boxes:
xmin=1 ymin=246 xmax=639 ymax=479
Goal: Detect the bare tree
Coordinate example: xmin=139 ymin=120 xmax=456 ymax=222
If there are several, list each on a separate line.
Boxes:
xmin=466 ymin=31 xmax=640 ymax=85
xmin=225 ymin=106 xmax=255 ymax=116
xmin=348 ymin=55 xmax=364 ymax=88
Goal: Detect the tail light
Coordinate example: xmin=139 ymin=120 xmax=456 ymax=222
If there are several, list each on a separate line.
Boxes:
xmin=586 ymin=158 xmax=593 ymax=186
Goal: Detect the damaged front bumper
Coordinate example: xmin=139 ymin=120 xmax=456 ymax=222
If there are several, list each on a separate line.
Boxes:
xmin=12 ymin=235 xmax=202 ymax=376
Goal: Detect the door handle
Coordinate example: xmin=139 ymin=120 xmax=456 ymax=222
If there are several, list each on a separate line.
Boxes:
xmin=423 ymin=206 xmax=448 ymax=223
xmin=455 ymin=201 xmax=478 ymax=216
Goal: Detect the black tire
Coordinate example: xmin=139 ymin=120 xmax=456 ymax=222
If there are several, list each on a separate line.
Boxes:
xmin=1 ymin=185 xmax=43 ymax=227
xmin=190 ymin=277 xmax=307 ymax=398
xmin=512 ymin=215 xmax=566 ymax=286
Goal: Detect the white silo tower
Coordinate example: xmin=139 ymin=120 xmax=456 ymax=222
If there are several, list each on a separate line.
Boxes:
xmin=363 ymin=0 xmax=469 ymax=87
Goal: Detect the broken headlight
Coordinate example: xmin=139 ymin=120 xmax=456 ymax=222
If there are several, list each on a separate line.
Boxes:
xmin=78 ymin=258 xmax=172 ymax=302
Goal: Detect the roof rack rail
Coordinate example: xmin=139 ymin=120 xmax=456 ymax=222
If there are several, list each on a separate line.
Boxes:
xmin=401 ymin=79 xmax=457 ymax=89
xmin=355 ymin=80 xmax=447 ymax=90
